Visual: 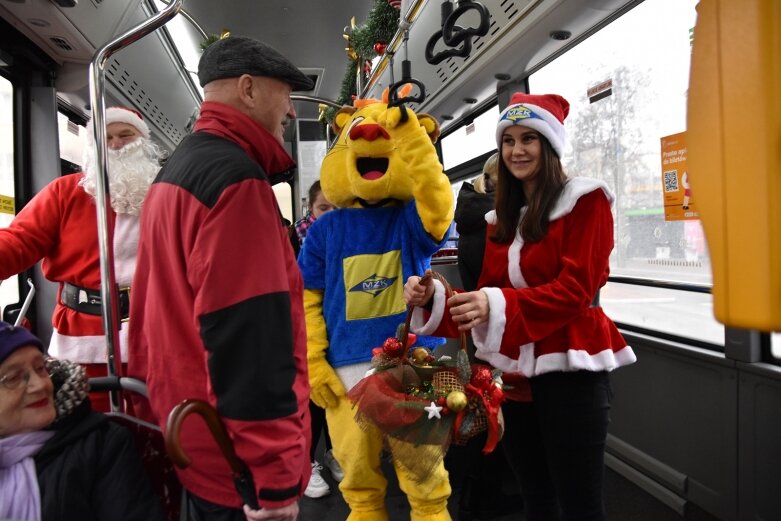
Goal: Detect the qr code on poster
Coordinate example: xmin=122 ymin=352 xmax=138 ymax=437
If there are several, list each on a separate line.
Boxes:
xmin=663 ymin=170 xmax=679 ymax=193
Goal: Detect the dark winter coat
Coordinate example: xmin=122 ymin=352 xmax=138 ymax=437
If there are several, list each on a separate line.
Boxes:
xmin=34 ymin=358 xmax=165 ymax=521
xmin=454 ymin=182 xmax=494 ymax=291
xmin=35 ymin=395 xmax=165 ymax=520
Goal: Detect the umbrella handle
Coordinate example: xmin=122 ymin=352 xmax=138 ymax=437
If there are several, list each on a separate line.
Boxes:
xmin=165 ymin=399 xmax=260 ymax=509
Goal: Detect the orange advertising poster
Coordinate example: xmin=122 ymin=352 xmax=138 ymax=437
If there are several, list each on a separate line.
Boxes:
xmin=660 ymin=132 xmax=697 ymax=221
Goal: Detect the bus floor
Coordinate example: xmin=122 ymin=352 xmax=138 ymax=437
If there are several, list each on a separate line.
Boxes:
xmin=298 ymin=447 xmax=722 ymax=521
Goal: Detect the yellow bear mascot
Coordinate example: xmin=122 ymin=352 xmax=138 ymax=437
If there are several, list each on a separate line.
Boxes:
xmin=297 ymin=91 xmax=454 ymax=520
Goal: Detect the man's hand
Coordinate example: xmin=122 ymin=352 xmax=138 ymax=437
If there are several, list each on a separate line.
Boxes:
xmin=244 ymin=502 xmax=298 ymax=521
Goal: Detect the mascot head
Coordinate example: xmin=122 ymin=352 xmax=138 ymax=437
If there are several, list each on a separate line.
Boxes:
xmin=321 ymin=86 xmax=441 ymax=208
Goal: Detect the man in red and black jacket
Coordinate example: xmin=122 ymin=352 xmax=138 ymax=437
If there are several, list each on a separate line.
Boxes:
xmin=128 ymin=36 xmax=314 ymax=521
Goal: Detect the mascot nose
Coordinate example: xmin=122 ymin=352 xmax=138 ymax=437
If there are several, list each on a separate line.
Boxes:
xmin=349 ymin=123 xmax=390 ymax=142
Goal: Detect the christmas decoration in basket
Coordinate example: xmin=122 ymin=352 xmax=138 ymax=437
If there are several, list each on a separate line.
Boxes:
xmin=348 ymin=271 xmax=505 ymax=480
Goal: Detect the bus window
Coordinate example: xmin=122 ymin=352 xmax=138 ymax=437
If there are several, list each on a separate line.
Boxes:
xmin=527 ymin=0 xmax=722 ymax=345
xmin=58 ymin=112 xmax=86 ymax=173
xmin=274 ymin=182 xmax=293 ymax=225
xmin=0 ymin=75 xmax=18 ymax=310
xmin=440 ymin=106 xmax=499 ymax=171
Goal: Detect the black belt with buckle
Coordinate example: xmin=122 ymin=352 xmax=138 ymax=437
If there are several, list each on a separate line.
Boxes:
xmin=61 ymin=282 xmax=130 ymax=320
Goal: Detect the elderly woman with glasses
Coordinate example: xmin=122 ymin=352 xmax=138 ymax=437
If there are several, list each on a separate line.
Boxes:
xmin=0 ymin=320 xmax=164 ymax=521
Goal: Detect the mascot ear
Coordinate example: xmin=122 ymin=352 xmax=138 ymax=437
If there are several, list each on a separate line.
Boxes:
xmin=418 ymin=113 xmax=441 ymax=144
xmin=332 ymin=107 xmax=357 ymax=136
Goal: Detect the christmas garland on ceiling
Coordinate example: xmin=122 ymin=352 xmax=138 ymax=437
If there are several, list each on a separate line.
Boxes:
xmin=321 ymin=0 xmax=400 ymax=134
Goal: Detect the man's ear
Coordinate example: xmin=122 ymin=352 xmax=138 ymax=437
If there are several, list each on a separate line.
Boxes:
xmin=235 ymin=74 xmax=256 ymax=106
xmin=418 ymin=113 xmax=441 ymax=144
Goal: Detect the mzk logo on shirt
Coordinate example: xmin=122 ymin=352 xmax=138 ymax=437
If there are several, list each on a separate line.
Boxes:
xmin=343 ymin=250 xmax=405 ymax=320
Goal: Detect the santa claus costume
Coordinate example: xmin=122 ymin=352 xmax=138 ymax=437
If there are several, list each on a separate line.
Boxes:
xmin=411 ymin=93 xmax=636 ymax=521
xmin=0 ymin=107 xmax=158 ymax=411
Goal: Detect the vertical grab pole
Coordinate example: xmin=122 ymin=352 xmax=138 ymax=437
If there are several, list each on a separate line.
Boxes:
xmin=88 ymin=0 xmax=184 ymax=411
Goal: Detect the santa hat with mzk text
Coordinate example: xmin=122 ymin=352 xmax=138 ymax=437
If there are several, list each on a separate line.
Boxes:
xmin=104 ymin=106 xmax=150 ymax=139
xmin=495 ymin=92 xmax=569 ymax=157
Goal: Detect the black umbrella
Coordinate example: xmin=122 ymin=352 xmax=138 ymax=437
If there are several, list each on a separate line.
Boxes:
xmin=165 ymin=399 xmax=259 ymax=510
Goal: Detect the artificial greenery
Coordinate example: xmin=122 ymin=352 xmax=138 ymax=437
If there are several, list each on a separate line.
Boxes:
xmin=352 ymin=0 xmax=399 ymax=58
xmin=199 ymin=33 xmax=221 ymax=51
xmin=321 ymin=0 xmax=400 ymax=135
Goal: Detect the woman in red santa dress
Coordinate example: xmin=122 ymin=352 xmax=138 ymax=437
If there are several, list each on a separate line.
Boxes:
xmin=0 ymin=107 xmax=162 ymax=411
xmin=405 ymin=92 xmax=637 ymax=521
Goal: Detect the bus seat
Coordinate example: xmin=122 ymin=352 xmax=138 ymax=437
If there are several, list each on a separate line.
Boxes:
xmin=90 ymin=377 xmax=185 ymax=521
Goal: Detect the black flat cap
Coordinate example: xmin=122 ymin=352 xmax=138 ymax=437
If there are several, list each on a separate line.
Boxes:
xmin=198 ymin=36 xmax=315 ymax=91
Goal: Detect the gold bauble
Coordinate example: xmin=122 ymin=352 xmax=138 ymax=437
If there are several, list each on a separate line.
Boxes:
xmin=412 ymin=347 xmax=429 ymax=363
xmin=446 ymin=391 xmax=468 ymax=412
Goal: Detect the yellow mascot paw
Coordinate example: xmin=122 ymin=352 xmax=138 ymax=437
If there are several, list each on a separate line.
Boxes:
xmin=308 ymin=357 xmax=346 ymax=409
xmin=310 ymin=382 xmax=341 ymax=409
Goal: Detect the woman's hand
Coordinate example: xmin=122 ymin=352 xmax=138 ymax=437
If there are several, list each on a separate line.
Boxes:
xmin=404 ymin=272 xmax=436 ymax=308
xmin=447 ymin=290 xmax=490 ymax=332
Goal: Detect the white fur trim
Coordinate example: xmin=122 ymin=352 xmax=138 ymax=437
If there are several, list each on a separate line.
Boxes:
xmin=496 ymin=103 xmax=565 ymax=157
xmin=48 ymin=327 xmax=128 ymax=364
xmin=475 ymin=349 xmax=518 ymax=374
xmin=105 ymin=107 xmax=150 ymax=138
xmin=507 ymin=228 xmax=526 ymax=289
xmin=472 ymin=287 xmax=508 ymax=356
xmin=549 ymin=177 xmax=615 ymax=221
xmin=534 ymin=345 xmax=636 ymax=374
xmin=113 ymin=214 xmax=139 ymax=286
xmin=410 ymin=278 xmax=446 ymax=335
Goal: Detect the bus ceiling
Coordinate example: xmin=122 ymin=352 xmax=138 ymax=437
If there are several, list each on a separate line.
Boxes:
xmin=0 ymin=0 xmax=634 ymax=146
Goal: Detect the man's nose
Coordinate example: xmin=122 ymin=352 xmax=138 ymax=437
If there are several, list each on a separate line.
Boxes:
xmin=108 ymin=139 xmax=123 ymax=150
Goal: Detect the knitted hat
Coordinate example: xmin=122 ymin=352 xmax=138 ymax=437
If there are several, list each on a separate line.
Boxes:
xmin=496 ymin=93 xmax=570 ymax=157
xmin=105 ymin=106 xmax=150 ymax=138
xmin=0 ymin=321 xmax=44 ymax=366
xmin=198 ymin=36 xmax=314 ymax=90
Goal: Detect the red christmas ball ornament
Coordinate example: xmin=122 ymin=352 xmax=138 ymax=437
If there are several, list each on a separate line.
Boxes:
xmin=383 ymin=337 xmax=405 ymax=358
xmin=387 ymin=0 xmax=402 ymax=9
xmin=373 ymin=41 xmax=387 ymax=56
xmin=471 ymin=366 xmax=493 ymax=388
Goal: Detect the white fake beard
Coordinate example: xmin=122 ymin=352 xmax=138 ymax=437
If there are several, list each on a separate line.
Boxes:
xmin=80 ymin=138 xmax=161 ymax=216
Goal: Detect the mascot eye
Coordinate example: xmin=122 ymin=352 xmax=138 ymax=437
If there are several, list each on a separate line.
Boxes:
xmin=344 ymin=116 xmax=365 ymax=139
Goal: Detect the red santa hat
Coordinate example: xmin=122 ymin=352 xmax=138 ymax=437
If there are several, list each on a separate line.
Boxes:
xmin=105 ymin=106 xmax=150 ymax=139
xmin=496 ymin=93 xmax=569 ymax=157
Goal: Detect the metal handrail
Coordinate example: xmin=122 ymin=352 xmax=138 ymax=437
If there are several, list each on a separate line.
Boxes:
xmin=291 ymin=94 xmax=343 ymax=109
xmin=155 ymin=0 xmax=208 ymax=40
xmin=88 ymin=0 xmax=184 ymax=411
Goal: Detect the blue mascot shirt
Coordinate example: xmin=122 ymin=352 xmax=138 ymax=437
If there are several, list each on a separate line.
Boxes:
xmin=298 ymin=200 xmax=447 ymax=367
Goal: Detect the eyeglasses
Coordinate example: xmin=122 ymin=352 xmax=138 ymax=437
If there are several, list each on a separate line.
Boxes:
xmin=0 ymin=363 xmax=49 ymax=390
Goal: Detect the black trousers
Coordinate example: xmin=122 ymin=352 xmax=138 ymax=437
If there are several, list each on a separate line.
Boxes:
xmin=501 ymin=370 xmax=612 ymax=521
xmin=309 ymin=399 xmax=332 ymax=461
xmin=187 ymin=493 xmax=246 ymax=521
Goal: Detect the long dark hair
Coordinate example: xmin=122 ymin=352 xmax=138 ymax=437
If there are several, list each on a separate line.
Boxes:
xmin=491 ymin=133 xmax=567 ymax=243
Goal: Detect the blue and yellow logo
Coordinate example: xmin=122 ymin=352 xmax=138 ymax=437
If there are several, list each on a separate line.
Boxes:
xmin=343 ymin=250 xmax=406 ymax=320
xmin=349 ymin=274 xmax=398 ymax=297
xmin=502 ymin=105 xmax=542 ymax=123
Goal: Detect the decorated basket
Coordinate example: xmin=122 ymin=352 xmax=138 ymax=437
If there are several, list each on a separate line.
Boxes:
xmin=348 ymin=271 xmax=505 ymax=480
